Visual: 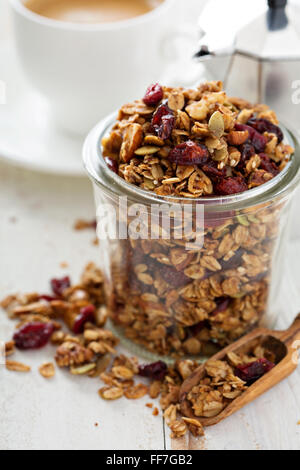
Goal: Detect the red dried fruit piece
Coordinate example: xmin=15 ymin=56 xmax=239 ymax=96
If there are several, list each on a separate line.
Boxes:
xmin=38 ymin=295 xmax=60 ymax=302
xmin=104 ymin=156 xmax=118 ymax=174
xmin=73 ymin=304 xmax=96 ymax=334
xmin=189 ymin=320 xmax=210 ymax=336
xmin=143 ymin=83 xmax=163 ymax=106
xmin=212 ymin=297 xmax=230 ymax=315
xmin=138 ymin=360 xmax=168 ymax=381
xmin=158 ymin=114 xmax=176 ymax=140
xmin=13 ymin=322 xmax=56 ymax=350
xmin=238 ymin=143 xmax=255 ymax=169
xmin=168 ymin=140 xmax=210 ymax=166
xmin=151 ymin=104 xmax=175 ymax=140
xmin=214 ymin=176 xmax=248 ymax=195
xmin=220 ymin=248 xmax=244 ymax=270
xmin=259 ymin=153 xmax=279 ymax=176
xmin=160 ymin=265 xmax=190 ymax=288
xmin=151 ymin=103 xmax=171 ymax=126
xmin=201 ymin=160 xmax=226 ymax=178
xmin=247 ymin=118 xmax=283 ymax=143
xmin=234 ymin=358 xmax=275 ymax=385
xmin=51 ymin=276 xmax=71 ymax=297
xmin=235 ymin=123 xmax=267 ymax=153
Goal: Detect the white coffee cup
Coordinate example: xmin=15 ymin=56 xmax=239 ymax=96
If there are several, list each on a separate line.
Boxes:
xmin=10 ymin=0 xmax=195 ymax=135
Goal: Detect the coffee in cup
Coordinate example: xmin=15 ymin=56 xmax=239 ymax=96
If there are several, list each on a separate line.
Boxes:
xmin=23 ymin=0 xmax=164 ymax=24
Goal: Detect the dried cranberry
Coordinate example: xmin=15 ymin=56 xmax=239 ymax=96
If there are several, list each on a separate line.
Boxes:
xmin=220 ymin=248 xmax=244 ymax=270
xmin=214 ymin=176 xmax=248 ymax=195
xmin=151 ymin=104 xmax=171 ymax=126
xmin=247 ymin=118 xmax=283 ymax=143
xmin=158 ymin=114 xmax=176 ymax=140
xmin=212 ymin=297 xmax=230 ymax=315
xmin=201 ymin=160 xmax=226 ymax=178
xmin=73 ymin=304 xmax=96 ymax=334
xmin=13 ymin=322 xmax=55 ymax=350
xmin=252 ymin=271 xmax=267 ymax=282
xmin=143 ymin=83 xmax=163 ymax=106
xmin=151 ymin=104 xmax=175 ymax=140
xmin=104 ymin=156 xmax=118 ymax=174
xmin=50 ymin=276 xmax=71 ymax=297
xmin=238 ymin=143 xmax=255 ymax=169
xmin=168 ymin=141 xmax=210 ymax=166
xmin=160 ymin=265 xmax=190 ymax=288
xmin=235 ymin=123 xmax=267 ymax=153
xmin=235 ymin=358 xmax=275 ymax=385
xmin=38 ymin=295 xmax=60 ymax=302
xmin=138 ymin=360 xmax=168 ymax=381
xmin=259 ymin=153 xmax=279 ymax=176
xmin=189 ymin=320 xmax=210 ymax=336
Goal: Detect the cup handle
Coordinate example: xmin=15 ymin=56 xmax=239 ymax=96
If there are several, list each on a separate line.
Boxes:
xmin=159 ymin=23 xmax=207 ymax=87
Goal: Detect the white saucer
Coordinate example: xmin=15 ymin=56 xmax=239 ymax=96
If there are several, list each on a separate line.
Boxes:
xmin=0 ymin=41 xmax=85 ymax=176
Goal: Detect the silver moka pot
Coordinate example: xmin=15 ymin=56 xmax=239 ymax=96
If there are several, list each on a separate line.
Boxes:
xmin=195 ymin=0 xmax=300 ymax=130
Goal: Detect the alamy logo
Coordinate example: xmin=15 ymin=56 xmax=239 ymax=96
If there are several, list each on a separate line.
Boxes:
xmin=291 ymin=340 xmax=300 ymax=365
xmin=291 ymin=80 xmax=300 ymax=105
xmin=0 ymin=80 xmax=6 ymax=105
xmin=96 ymin=196 xmax=205 ymax=251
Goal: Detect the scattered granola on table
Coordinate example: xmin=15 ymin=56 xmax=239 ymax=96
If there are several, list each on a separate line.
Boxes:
xmin=1 ymin=263 xmax=118 ymax=376
xmin=0 ymin=262 xmax=278 ymax=440
xmin=73 ymin=219 xmax=97 ymax=231
xmin=96 ymin=335 xmax=276 ymax=439
xmin=100 ymin=81 xmax=294 ymax=357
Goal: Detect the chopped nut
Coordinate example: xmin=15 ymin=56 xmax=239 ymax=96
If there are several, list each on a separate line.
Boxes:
xmin=112 ymin=366 xmax=134 ymax=380
xmin=168 ymin=91 xmax=185 ymax=111
xmin=120 ymin=123 xmax=143 ymax=163
xmin=124 ymin=383 xmax=148 ymax=399
xmin=6 ymin=360 xmax=31 ymax=372
xmin=99 ymin=386 xmax=124 ymax=400
xmin=39 ymin=362 xmax=55 ymax=378
xmin=169 ymin=419 xmax=187 ymax=438
xmin=5 ymin=341 xmax=15 ymax=357
xmin=70 ymin=363 xmax=96 ymax=375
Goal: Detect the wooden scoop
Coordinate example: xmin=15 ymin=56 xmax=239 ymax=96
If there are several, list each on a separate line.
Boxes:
xmin=180 ymin=314 xmax=300 ymax=427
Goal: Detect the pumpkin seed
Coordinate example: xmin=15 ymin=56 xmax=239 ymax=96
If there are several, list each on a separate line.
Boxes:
xmin=208 ymin=111 xmax=225 ymax=138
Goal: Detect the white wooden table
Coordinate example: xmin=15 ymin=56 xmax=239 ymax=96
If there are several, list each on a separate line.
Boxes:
xmin=1 ymin=0 xmax=300 ymax=451
xmin=1 ymin=160 xmax=300 ymax=451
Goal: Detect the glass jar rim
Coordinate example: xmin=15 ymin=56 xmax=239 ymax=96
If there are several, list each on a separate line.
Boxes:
xmin=83 ymin=111 xmax=300 ymax=212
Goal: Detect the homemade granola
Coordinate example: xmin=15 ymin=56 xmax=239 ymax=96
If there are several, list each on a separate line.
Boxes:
xmin=100 ymin=81 xmax=294 ymax=357
xmin=185 ymin=340 xmax=275 ymax=420
xmin=96 ymin=336 xmax=276 ymax=439
xmin=0 ymin=264 xmax=279 ymax=441
xmin=1 ymin=263 xmax=119 ymax=376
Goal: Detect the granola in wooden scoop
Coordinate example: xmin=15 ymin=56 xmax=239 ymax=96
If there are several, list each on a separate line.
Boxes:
xmin=179 ymin=314 xmax=300 ymax=427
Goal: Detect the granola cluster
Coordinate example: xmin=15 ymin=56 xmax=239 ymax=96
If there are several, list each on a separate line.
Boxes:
xmin=1 ymin=263 xmax=119 ymax=377
xmin=185 ymin=343 xmax=275 ymax=420
xmin=109 ymin=204 xmax=281 ymax=357
xmin=100 ymin=81 xmax=293 ymax=357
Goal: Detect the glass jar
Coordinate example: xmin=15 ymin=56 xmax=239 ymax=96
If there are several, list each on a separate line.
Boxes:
xmin=83 ymin=113 xmax=300 ymax=361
